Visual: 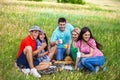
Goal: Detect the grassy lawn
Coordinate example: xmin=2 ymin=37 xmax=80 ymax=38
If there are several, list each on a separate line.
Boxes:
xmin=0 ymin=0 xmax=120 ymax=80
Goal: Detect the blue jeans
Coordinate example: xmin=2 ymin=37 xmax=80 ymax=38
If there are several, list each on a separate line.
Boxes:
xmin=78 ymin=56 xmax=105 ymax=72
xmin=56 ymin=48 xmax=66 ymax=61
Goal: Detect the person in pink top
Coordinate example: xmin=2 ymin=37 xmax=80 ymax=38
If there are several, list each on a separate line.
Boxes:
xmin=75 ymin=27 xmax=105 ymax=73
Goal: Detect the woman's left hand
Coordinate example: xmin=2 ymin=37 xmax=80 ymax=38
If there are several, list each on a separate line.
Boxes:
xmin=38 ymin=54 xmax=44 ymax=57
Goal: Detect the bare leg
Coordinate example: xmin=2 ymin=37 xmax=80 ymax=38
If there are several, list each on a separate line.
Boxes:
xmin=35 ymin=62 xmax=51 ymax=70
xmin=24 ymin=46 xmax=34 ymax=69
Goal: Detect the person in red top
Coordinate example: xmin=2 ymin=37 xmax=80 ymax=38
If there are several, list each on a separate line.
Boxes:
xmin=16 ymin=26 xmax=51 ymax=78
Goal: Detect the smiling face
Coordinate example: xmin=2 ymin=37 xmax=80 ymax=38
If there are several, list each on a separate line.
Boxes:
xmin=39 ymin=32 xmax=45 ymax=41
xmin=58 ymin=22 xmax=66 ymax=31
xmin=72 ymin=31 xmax=79 ymax=41
xmin=30 ymin=30 xmax=39 ymax=39
xmin=82 ymin=31 xmax=90 ymax=42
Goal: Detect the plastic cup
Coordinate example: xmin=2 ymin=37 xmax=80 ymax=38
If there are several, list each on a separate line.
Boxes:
xmin=64 ymin=44 xmax=68 ymax=49
xmin=58 ymin=39 xmax=63 ymax=44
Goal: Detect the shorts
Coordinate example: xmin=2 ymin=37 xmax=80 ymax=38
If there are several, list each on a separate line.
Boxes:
xmin=37 ymin=55 xmax=50 ymax=62
xmin=43 ymin=56 xmax=50 ymax=62
xmin=16 ymin=51 xmax=39 ymax=69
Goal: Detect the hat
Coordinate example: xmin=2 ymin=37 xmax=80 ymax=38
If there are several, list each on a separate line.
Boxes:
xmin=29 ymin=25 xmax=42 ymax=32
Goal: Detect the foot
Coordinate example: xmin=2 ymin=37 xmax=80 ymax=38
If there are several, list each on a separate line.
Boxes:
xmin=95 ymin=66 xmax=100 ymax=73
xmin=21 ymin=68 xmax=31 ymax=75
xmin=30 ymin=68 xmax=41 ymax=78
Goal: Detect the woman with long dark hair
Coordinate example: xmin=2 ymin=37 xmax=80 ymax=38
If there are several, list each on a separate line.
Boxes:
xmin=75 ymin=27 xmax=105 ymax=73
xmin=36 ymin=31 xmax=55 ymax=62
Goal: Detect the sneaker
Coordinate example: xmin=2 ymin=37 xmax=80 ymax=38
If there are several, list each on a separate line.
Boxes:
xmin=30 ymin=68 xmax=41 ymax=78
xmin=21 ymin=68 xmax=31 ymax=75
xmin=95 ymin=66 xmax=100 ymax=73
xmin=103 ymin=66 xmax=107 ymax=72
xmin=100 ymin=65 xmax=107 ymax=71
xmin=49 ymin=65 xmax=57 ymax=68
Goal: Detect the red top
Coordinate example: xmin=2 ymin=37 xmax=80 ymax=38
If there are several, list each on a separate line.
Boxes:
xmin=16 ymin=35 xmax=36 ymax=58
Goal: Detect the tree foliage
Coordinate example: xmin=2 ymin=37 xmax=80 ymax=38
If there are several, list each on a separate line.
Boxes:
xmin=28 ymin=0 xmax=42 ymax=1
xmin=57 ymin=0 xmax=85 ymax=4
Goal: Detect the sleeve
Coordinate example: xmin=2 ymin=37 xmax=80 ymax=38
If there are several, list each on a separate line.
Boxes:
xmin=36 ymin=39 xmax=41 ymax=46
xmin=67 ymin=23 xmax=74 ymax=32
xmin=54 ymin=26 xmax=59 ymax=32
xmin=24 ymin=40 xmax=31 ymax=47
xmin=50 ymin=31 xmax=57 ymax=43
xmin=88 ymin=39 xmax=96 ymax=48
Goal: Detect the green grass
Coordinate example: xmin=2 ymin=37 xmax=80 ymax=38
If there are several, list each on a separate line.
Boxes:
xmin=0 ymin=0 xmax=120 ymax=80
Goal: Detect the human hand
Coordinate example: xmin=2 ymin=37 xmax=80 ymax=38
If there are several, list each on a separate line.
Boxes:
xmin=64 ymin=44 xmax=68 ymax=49
xmin=55 ymin=40 xmax=59 ymax=45
xmin=81 ymin=53 xmax=85 ymax=57
xmin=41 ymin=42 xmax=47 ymax=47
xmin=38 ymin=54 xmax=44 ymax=57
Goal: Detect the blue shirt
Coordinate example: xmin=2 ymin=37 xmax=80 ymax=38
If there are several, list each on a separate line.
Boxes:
xmin=54 ymin=23 xmax=74 ymax=33
xmin=50 ymin=23 xmax=74 ymax=48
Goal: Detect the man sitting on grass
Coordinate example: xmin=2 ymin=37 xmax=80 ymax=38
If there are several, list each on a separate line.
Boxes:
xmin=50 ymin=17 xmax=74 ymax=61
xmin=16 ymin=26 xmax=50 ymax=78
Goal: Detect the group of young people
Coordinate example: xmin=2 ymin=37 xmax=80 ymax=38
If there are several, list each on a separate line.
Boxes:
xmin=15 ymin=17 xmax=105 ymax=78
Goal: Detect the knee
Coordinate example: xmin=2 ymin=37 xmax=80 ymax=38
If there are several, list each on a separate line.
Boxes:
xmin=45 ymin=62 xmax=50 ymax=69
xmin=82 ymin=58 xmax=88 ymax=65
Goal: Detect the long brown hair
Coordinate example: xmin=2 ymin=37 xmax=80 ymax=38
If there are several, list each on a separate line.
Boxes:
xmin=37 ymin=32 xmax=48 ymax=51
xmin=77 ymin=27 xmax=102 ymax=49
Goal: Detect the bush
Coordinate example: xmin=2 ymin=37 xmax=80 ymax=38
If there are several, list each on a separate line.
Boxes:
xmin=28 ymin=0 xmax=42 ymax=1
xmin=57 ymin=0 xmax=85 ymax=4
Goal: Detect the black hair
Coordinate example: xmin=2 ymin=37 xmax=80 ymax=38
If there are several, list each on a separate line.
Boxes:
xmin=58 ymin=17 xmax=66 ymax=23
xmin=37 ymin=32 xmax=48 ymax=51
xmin=77 ymin=26 xmax=102 ymax=49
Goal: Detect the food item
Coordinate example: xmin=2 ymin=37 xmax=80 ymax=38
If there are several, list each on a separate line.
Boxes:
xmin=64 ymin=56 xmax=73 ymax=61
xmin=64 ymin=44 xmax=68 ymax=49
xmin=54 ymin=61 xmax=74 ymax=64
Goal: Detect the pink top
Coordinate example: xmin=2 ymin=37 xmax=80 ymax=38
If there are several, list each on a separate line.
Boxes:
xmin=77 ymin=39 xmax=103 ymax=57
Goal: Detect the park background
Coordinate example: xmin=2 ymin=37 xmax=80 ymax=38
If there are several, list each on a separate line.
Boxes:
xmin=0 ymin=0 xmax=120 ymax=80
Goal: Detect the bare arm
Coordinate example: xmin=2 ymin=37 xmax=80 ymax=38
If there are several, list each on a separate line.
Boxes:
xmin=50 ymin=41 xmax=59 ymax=47
xmin=75 ymin=57 xmax=80 ymax=70
xmin=81 ymin=47 xmax=94 ymax=58
xmin=75 ymin=48 xmax=81 ymax=70
xmin=66 ymin=40 xmax=71 ymax=55
xmin=38 ymin=51 xmax=49 ymax=57
xmin=32 ymin=42 xmax=47 ymax=56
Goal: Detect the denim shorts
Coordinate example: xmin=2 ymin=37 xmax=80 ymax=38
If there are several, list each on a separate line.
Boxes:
xmin=16 ymin=51 xmax=39 ymax=68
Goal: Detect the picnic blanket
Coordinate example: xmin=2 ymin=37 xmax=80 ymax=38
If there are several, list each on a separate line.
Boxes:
xmin=39 ymin=56 xmax=75 ymax=74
